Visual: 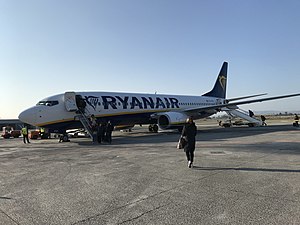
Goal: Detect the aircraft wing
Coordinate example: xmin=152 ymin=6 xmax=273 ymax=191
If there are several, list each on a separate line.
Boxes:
xmin=226 ymin=93 xmax=267 ymax=102
xmin=184 ymin=93 xmax=300 ymax=113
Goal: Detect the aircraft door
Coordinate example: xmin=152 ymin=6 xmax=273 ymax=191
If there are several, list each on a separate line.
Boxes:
xmin=64 ymin=92 xmax=78 ymax=112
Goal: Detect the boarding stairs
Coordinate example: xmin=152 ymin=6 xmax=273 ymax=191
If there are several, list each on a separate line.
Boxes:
xmin=64 ymin=92 xmax=94 ymax=140
xmin=75 ymin=110 xmax=94 ymax=139
xmin=225 ymin=108 xmax=262 ymax=127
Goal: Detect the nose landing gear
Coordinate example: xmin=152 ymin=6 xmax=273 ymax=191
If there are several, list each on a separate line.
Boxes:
xmin=59 ymin=133 xmax=70 ymax=142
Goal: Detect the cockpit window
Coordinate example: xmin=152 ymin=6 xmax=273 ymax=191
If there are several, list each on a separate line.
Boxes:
xmin=36 ymin=100 xmax=59 ymax=106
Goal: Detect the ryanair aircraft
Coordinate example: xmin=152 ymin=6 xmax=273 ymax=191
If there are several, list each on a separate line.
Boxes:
xmin=19 ymin=62 xmax=300 ymax=138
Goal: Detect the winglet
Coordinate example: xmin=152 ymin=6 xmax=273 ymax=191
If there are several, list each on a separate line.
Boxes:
xmin=202 ymin=62 xmax=228 ymax=99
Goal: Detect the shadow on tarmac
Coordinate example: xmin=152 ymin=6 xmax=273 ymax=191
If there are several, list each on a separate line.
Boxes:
xmin=192 ymin=166 xmax=300 ymax=173
xmin=77 ymin=124 xmax=298 ymax=146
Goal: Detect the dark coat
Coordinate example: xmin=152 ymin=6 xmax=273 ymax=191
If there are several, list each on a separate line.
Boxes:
xmin=181 ymin=122 xmax=197 ymax=152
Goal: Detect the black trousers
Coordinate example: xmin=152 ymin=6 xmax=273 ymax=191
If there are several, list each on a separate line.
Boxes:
xmin=184 ymin=140 xmax=195 ymax=163
xmin=106 ymin=133 xmax=112 ymax=143
xmin=185 ymin=150 xmax=194 ymax=163
xmin=23 ymin=135 xmax=30 ymax=143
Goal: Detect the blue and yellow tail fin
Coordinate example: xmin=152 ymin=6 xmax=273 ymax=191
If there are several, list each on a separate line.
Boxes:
xmin=202 ymin=62 xmax=228 ymax=99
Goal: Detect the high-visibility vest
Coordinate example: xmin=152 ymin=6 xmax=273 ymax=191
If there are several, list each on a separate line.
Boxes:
xmin=21 ymin=128 xmax=27 ymax=135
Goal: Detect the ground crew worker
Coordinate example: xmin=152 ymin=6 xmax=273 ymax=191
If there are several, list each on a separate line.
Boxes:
xmin=21 ymin=125 xmax=30 ymax=144
xmin=181 ymin=117 xmax=197 ymax=168
xmin=40 ymin=127 xmax=45 ymax=139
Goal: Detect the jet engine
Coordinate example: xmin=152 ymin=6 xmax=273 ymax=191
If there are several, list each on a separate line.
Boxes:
xmin=157 ymin=112 xmax=188 ymax=130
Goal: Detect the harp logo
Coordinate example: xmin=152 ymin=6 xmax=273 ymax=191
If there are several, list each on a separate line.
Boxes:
xmin=219 ymin=75 xmax=226 ymax=90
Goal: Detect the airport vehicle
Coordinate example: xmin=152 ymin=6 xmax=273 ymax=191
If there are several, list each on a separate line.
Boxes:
xmin=114 ymin=125 xmax=135 ymax=132
xmin=18 ymin=62 xmax=300 ymax=140
xmin=1 ymin=126 xmax=21 ymax=139
xmin=67 ymin=129 xmax=89 ymax=138
xmin=220 ymin=119 xmax=257 ymax=128
xmin=29 ymin=130 xmax=40 ymax=139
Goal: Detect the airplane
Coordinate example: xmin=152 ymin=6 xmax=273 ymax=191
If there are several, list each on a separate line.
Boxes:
xmin=18 ymin=62 xmax=300 ymax=141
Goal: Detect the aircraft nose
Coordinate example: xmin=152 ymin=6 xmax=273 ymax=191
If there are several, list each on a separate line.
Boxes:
xmin=18 ymin=107 xmax=37 ymax=125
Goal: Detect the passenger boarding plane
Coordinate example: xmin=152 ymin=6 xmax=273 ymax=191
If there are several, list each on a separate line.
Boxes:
xmin=19 ymin=62 xmax=300 ymax=140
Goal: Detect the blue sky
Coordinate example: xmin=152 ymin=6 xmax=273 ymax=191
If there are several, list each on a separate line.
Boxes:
xmin=1 ymin=0 xmax=300 ymax=119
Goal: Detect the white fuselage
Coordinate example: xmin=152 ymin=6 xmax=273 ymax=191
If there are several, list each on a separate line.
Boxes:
xmin=19 ymin=91 xmax=222 ymax=132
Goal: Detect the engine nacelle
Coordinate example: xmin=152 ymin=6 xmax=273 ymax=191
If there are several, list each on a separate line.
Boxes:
xmin=158 ymin=112 xmax=188 ymax=130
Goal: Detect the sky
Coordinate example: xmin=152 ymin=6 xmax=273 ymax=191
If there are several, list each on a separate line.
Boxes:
xmin=1 ymin=0 xmax=300 ymax=119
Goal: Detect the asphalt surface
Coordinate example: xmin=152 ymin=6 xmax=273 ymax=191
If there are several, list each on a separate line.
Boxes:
xmin=0 ymin=123 xmax=300 ymax=225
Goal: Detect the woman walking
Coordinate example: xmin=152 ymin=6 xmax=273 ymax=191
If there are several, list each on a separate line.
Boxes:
xmin=181 ymin=117 xmax=197 ymax=168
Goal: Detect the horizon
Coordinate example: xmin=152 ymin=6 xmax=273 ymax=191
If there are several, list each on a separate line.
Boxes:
xmin=1 ymin=109 xmax=299 ymax=120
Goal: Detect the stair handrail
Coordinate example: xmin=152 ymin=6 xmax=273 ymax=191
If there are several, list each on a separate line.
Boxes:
xmin=75 ymin=109 xmax=94 ymax=139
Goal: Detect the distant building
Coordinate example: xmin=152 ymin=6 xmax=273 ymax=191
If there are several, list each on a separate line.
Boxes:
xmin=0 ymin=119 xmax=35 ymax=130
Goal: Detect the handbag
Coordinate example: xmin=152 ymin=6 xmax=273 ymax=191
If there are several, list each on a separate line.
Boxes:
xmin=177 ymin=136 xmax=187 ymax=149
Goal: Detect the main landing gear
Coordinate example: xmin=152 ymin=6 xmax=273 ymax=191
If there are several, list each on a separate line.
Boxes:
xmin=148 ymin=124 xmax=159 ymax=133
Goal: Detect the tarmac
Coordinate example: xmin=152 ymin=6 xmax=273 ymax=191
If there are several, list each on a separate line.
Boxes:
xmin=0 ymin=121 xmax=300 ymax=225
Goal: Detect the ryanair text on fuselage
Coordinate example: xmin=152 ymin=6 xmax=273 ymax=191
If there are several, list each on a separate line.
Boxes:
xmin=84 ymin=95 xmax=181 ymax=110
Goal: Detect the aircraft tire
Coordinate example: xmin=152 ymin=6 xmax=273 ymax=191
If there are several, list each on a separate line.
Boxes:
xmin=148 ymin=125 xmax=153 ymax=132
xmin=62 ymin=135 xmax=69 ymax=142
xmin=153 ymin=124 xmax=158 ymax=133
